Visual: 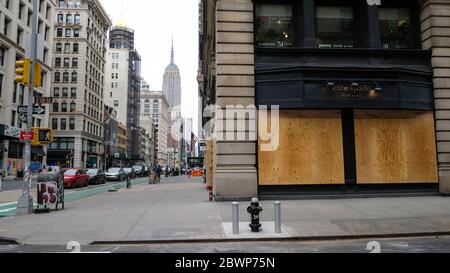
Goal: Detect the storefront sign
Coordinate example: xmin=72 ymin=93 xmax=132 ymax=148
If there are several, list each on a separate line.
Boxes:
xmin=328 ymin=83 xmax=381 ymax=98
xmin=4 ymin=126 xmax=21 ymax=138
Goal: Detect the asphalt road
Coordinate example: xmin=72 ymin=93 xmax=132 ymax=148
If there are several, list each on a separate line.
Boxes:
xmin=0 ymin=236 xmax=450 ymax=253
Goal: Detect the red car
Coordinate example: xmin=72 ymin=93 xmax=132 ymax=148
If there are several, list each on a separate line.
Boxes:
xmin=63 ymin=169 xmax=89 ymax=189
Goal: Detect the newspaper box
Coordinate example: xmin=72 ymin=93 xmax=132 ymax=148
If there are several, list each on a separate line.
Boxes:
xmin=35 ymin=171 xmax=65 ymax=213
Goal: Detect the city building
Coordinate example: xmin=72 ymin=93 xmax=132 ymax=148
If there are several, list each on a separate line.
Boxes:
xmin=0 ymin=0 xmax=56 ymax=175
xmin=199 ymin=0 xmax=446 ymax=200
xmin=47 ymin=0 xmax=111 ymax=169
xmin=139 ymin=127 xmax=153 ymax=167
xmin=140 ymin=89 xmax=169 ymax=166
xmin=163 ymin=39 xmax=181 ymax=112
xmin=106 ymin=23 xmax=141 ymax=162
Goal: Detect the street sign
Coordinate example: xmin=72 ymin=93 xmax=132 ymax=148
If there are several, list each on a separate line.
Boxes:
xmin=30 ymin=162 xmax=42 ymax=172
xmin=20 ymin=114 xmax=28 ymax=124
xmin=34 ymin=97 xmax=53 ymax=104
xmin=17 ymin=105 xmax=46 ymax=115
xmin=20 ymin=131 xmax=35 ymax=141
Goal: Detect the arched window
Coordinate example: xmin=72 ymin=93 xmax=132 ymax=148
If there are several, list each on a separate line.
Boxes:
xmin=144 ymin=99 xmax=150 ymax=114
xmin=153 ymin=100 xmax=159 ymax=114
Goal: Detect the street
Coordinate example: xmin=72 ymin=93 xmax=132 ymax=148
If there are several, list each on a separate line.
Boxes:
xmin=1 ymin=236 xmax=450 ymax=253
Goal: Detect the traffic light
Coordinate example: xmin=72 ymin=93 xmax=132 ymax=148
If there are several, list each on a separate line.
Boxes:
xmin=15 ymin=59 xmax=31 ymax=86
xmin=34 ymin=63 xmax=42 ymax=87
xmin=31 ymin=128 xmax=54 ymax=146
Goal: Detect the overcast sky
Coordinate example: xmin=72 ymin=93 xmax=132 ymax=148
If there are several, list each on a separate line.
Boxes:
xmin=99 ymin=0 xmax=200 ymax=135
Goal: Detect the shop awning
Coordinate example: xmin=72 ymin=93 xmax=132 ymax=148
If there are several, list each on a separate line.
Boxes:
xmin=32 ymin=146 xmax=46 ymax=156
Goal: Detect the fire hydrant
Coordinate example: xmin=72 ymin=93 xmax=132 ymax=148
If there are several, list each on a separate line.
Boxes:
xmin=247 ymin=198 xmax=263 ymax=232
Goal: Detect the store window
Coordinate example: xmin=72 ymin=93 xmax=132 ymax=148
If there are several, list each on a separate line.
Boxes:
xmin=379 ymin=8 xmax=414 ymax=49
xmin=255 ymin=4 xmax=295 ymax=48
xmin=316 ymin=6 xmax=355 ymax=48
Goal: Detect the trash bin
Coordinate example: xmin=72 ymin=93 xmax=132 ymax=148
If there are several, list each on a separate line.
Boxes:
xmin=35 ymin=171 xmax=65 ymax=213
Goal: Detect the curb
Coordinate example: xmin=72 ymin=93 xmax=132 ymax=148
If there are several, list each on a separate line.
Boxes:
xmin=90 ymin=231 xmax=450 ymax=246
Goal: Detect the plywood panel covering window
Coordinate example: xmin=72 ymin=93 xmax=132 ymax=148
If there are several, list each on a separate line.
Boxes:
xmin=258 ymin=110 xmax=345 ymax=185
xmin=355 ymin=110 xmax=438 ymax=184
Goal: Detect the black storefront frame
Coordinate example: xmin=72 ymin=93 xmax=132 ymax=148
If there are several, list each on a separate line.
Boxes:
xmin=253 ymin=0 xmax=438 ymax=197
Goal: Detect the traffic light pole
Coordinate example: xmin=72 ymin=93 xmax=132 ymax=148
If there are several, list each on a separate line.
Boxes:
xmin=16 ymin=0 xmax=38 ymax=215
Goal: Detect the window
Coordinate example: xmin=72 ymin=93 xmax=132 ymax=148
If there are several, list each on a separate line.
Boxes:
xmin=11 ymin=110 xmax=16 ymax=126
xmin=316 ymin=6 xmax=355 ymax=48
xmin=52 ymin=118 xmax=58 ymax=130
xmin=63 ymin=72 xmax=69 ymax=82
xmin=73 ymin=29 xmax=80 ymax=37
xmin=64 ymin=58 xmax=70 ymax=68
xmin=53 ymin=103 xmax=59 ymax=112
xmin=70 ymin=103 xmax=76 ymax=112
xmin=74 ymin=14 xmax=80 ymax=23
xmin=53 ymin=87 xmax=60 ymax=97
xmin=69 ymin=118 xmax=75 ymax=130
xmin=57 ymin=14 xmax=64 ymax=23
xmin=73 ymin=43 xmax=79 ymax=53
xmin=72 ymin=58 xmax=78 ymax=68
xmin=61 ymin=119 xmax=67 ymax=130
xmin=144 ymin=99 xmax=150 ymax=113
xmin=66 ymin=14 xmax=73 ymax=23
xmin=65 ymin=28 xmax=72 ymax=37
xmin=64 ymin=43 xmax=70 ymax=53
xmin=55 ymin=57 xmax=61 ymax=67
xmin=61 ymin=103 xmax=68 ymax=112
xmin=56 ymin=43 xmax=62 ymax=53
xmin=153 ymin=100 xmax=159 ymax=114
xmin=379 ymin=8 xmax=414 ymax=49
xmin=71 ymin=87 xmax=77 ymax=98
xmin=62 ymin=87 xmax=68 ymax=98
xmin=54 ymin=72 xmax=60 ymax=82
xmin=0 ymin=47 xmax=5 ymax=66
xmin=0 ymin=74 xmax=3 ymax=98
xmin=56 ymin=28 xmax=63 ymax=37
xmin=255 ymin=4 xmax=295 ymax=47
xmin=71 ymin=72 xmax=77 ymax=82
xmin=114 ymin=100 xmax=119 ymax=107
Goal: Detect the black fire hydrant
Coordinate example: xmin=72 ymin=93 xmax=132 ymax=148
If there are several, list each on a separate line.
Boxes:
xmin=247 ymin=198 xmax=263 ymax=232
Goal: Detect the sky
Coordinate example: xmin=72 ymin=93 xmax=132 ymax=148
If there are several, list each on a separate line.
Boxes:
xmin=99 ymin=0 xmax=200 ymax=135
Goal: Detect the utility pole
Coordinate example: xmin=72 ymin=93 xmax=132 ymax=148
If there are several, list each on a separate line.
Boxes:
xmin=16 ymin=0 xmax=38 ymax=215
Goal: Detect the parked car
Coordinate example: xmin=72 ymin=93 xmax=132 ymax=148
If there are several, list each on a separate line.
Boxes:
xmin=63 ymin=169 xmax=89 ymax=189
xmin=87 ymin=169 xmax=106 ymax=185
xmin=191 ymin=167 xmax=203 ymax=177
xmin=105 ymin=167 xmax=126 ymax=181
xmin=123 ymin=168 xmax=137 ymax=179
xmin=132 ymin=165 xmax=145 ymax=177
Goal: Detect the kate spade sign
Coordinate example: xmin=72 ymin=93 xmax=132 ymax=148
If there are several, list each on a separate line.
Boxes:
xmin=327 ymin=83 xmax=380 ymax=98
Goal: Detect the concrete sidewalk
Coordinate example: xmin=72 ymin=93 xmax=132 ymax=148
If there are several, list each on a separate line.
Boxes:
xmin=1 ymin=177 xmax=450 ymax=245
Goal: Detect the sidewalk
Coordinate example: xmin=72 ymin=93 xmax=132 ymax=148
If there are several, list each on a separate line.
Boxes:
xmin=1 ymin=177 xmax=450 ymax=245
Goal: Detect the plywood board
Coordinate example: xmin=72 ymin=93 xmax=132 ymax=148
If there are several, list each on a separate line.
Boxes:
xmin=258 ymin=110 xmax=345 ymax=185
xmin=355 ymin=110 xmax=438 ymax=184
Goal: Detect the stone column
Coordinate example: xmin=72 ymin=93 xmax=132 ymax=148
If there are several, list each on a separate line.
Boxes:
xmin=213 ymin=0 xmax=258 ymax=200
xmin=421 ymin=0 xmax=450 ymax=194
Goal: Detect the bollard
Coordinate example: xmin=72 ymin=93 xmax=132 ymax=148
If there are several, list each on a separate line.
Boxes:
xmin=232 ymin=202 xmax=239 ymax=235
xmin=0 ymin=172 xmax=2 ymax=192
xmin=274 ymin=201 xmax=281 ymax=234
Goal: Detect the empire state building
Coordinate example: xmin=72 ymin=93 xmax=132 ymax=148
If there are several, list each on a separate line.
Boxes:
xmin=163 ymin=40 xmax=182 ymax=115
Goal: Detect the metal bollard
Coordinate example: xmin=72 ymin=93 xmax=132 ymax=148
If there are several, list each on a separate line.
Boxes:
xmin=274 ymin=201 xmax=281 ymax=234
xmin=232 ymin=202 xmax=239 ymax=235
